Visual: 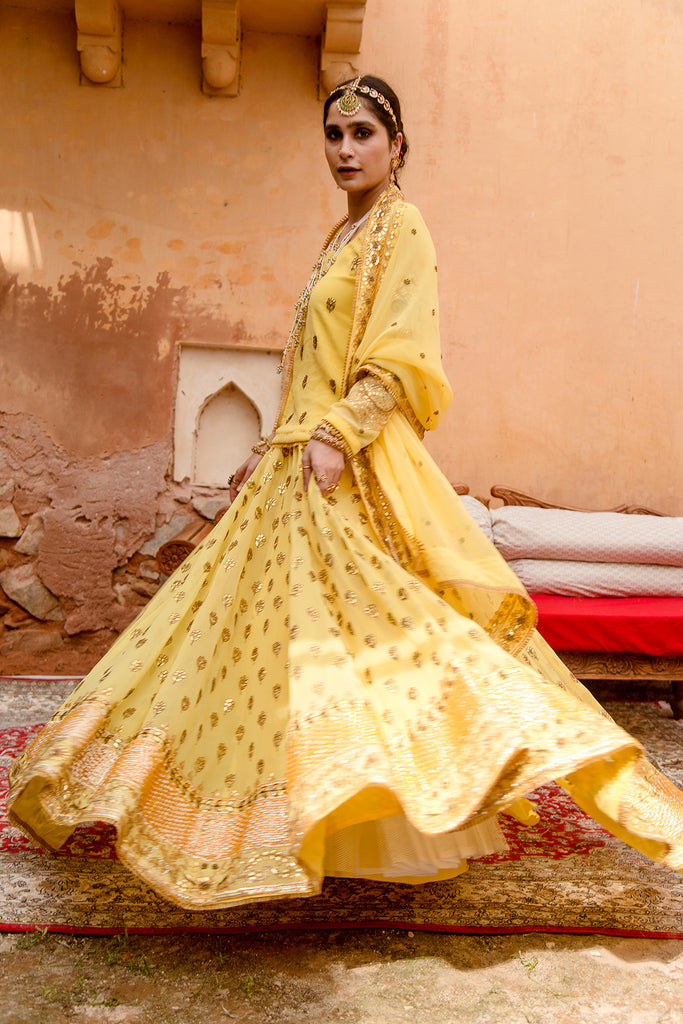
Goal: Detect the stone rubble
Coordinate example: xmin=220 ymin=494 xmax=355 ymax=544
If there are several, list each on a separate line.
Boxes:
xmin=139 ymin=512 xmax=194 ymax=557
xmin=15 ymin=512 xmax=45 ymax=556
xmin=0 ymin=504 xmax=22 ymax=538
xmin=0 ymin=478 xmax=15 ymax=503
xmin=191 ymin=493 xmax=230 ymax=521
xmin=0 ymin=563 xmax=63 ymax=621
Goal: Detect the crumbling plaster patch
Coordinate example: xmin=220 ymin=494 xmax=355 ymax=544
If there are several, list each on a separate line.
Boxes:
xmin=0 ymin=411 xmax=174 ymax=635
xmin=37 ymin=445 xmax=172 ymax=634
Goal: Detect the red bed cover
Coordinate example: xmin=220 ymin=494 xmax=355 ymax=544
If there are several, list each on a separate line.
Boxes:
xmin=532 ymin=595 xmax=683 ymax=657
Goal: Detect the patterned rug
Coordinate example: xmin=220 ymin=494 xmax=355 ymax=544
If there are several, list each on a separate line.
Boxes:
xmin=1 ymin=677 xmax=682 ymax=937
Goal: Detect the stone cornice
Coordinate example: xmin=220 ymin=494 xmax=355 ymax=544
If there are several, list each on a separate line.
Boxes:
xmin=17 ymin=1 xmax=368 ymax=96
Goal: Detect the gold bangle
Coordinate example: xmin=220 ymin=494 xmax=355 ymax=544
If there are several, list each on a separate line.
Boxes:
xmin=310 ymin=423 xmax=351 ymax=459
xmin=251 ymin=437 xmax=271 ymax=455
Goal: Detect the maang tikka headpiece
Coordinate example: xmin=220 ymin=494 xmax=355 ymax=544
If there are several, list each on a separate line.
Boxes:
xmin=335 ymin=76 xmax=362 ymax=117
xmin=332 ymin=77 xmax=399 ymax=132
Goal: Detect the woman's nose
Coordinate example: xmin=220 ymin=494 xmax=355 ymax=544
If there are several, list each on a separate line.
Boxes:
xmin=339 ymin=133 xmax=354 ymax=157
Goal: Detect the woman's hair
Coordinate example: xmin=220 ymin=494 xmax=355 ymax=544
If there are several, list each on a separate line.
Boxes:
xmin=323 ymin=74 xmax=409 ymax=175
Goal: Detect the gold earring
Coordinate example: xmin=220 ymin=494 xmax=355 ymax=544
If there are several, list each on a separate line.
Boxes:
xmin=390 ymin=156 xmax=400 ymax=184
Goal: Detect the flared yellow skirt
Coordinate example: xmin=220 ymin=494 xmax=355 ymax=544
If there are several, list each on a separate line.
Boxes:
xmin=8 ymin=445 xmax=683 ymax=909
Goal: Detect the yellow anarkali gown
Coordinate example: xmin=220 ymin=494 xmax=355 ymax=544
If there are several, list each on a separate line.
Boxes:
xmin=8 ymin=187 xmax=683 ymax=910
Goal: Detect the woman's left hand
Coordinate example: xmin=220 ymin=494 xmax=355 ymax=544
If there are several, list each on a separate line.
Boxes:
xmin=228 ymin=452 xmax=262 ymax=505
xmin=302 ymin=439 xmax=345 ymax=496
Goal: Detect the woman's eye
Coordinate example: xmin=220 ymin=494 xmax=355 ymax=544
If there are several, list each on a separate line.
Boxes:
xmin=326 ymin=129 xmax=341 ymax=140
xmin=356 ymin=128 xmax=371 ymax=139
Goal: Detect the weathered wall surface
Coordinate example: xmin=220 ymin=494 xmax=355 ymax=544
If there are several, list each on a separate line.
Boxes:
xmin=1 ymin=12 xmax=330 ymax=671
xmin=1 ymin=1 xmax=682 ymax=671
xmin=0 ymin=411 xmax=172 ymax=671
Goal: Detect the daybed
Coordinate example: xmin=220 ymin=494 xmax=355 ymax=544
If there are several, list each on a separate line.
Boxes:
xmin=460 ymin=486 xmax=683 ymax=719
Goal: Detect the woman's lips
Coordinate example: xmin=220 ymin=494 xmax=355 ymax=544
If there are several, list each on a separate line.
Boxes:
xmin=338 ymin=167 xmax=360 ymax=175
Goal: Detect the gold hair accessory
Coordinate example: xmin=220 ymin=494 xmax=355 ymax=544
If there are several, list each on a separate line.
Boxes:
xmin=332 ymin=79 xmax=398 ymax=132
xmin=336 ymin=76 xmax=362 ymax=117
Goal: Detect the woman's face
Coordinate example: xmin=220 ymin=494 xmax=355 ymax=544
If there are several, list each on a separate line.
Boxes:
xmin=324 ymin=99 xmax=402 ymax=206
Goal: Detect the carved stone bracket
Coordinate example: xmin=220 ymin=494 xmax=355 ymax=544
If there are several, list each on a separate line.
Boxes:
xmin=202 ymin=0 xmax=241 ymax=97
xmin=319 ymin=2 xmax=366 ymax=99
xmin=75 ymin=0 xmax=123 ymax=87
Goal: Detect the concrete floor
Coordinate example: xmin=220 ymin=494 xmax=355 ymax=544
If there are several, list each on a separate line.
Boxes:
xmin=1 ymin=928 xmax=682 ymax=1024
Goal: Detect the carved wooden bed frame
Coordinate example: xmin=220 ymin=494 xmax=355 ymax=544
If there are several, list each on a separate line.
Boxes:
xmin=489 ymin=485 xmax=683 ymax=719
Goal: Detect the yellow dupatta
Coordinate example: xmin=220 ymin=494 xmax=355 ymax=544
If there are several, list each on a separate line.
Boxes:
xmin=336 ymin=186 xmax=537 ymax=655
xmin=338 ymin=188 xmax=683 ymax=872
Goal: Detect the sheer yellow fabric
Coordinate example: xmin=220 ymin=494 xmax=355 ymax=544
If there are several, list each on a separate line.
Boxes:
xmin=7 ymin=187 xmax=683 ymax=913
xmin=344 ymin=200 xmax=451 ymax=434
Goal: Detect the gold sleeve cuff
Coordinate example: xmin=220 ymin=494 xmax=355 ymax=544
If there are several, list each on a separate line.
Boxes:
xmin=316 ymin=375 xmax=399 ymax=457
xmin=363 ymin=366 xmax=423 ymax=437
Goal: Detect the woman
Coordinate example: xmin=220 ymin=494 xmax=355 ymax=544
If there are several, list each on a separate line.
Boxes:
xmin=8 ymin=76 xmax=683 ymax=909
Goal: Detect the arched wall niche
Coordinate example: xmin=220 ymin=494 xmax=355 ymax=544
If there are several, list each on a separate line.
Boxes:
xmin=194 ymin=382 xmax=261 ymax=487
xmin=174 ymin=344 xmax=281 ymax=486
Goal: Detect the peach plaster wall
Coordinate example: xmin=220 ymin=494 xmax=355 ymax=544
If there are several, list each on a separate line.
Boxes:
xmin=375 ymin=0 xmax=682 ymax=514
xmin=1 ymin=1 xmax=682 ymax=671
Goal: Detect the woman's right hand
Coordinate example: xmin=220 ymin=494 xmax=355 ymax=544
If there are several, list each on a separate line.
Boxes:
xmin=228 ymin=453 xmax=262 ymax=505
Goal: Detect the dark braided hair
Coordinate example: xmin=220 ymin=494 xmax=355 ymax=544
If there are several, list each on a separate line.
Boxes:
xmin=323 ymin=75 xmax=409 ymax=176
